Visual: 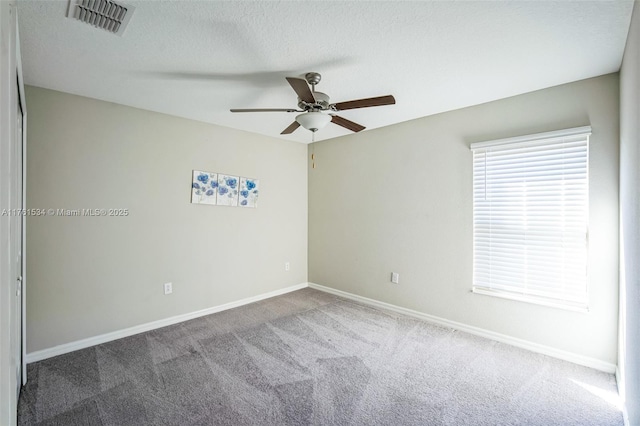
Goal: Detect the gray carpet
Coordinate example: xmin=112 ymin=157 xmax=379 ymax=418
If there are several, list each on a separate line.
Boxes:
xmin=18 ymin=288 xmax=623 ymax=425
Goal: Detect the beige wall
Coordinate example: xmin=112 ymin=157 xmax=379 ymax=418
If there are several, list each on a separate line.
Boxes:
xmin=619 ymin=1 xmax=640 ymax=423
xmin=309 ymin=74 xmax=620 ymax=364
xmin=25 ymin=86 xmax=308 ymax=353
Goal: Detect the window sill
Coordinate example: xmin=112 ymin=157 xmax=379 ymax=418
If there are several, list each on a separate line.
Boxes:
xmin=471 ymin=287 xmax=589 ymax=313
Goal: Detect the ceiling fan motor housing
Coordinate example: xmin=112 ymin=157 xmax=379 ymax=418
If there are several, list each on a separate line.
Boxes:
xmin=298 ymin=91 xmax=330 ymax=111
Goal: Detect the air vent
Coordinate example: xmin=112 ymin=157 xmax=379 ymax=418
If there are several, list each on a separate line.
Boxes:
xmin=66 ymin=0 xmax=135 ymax=36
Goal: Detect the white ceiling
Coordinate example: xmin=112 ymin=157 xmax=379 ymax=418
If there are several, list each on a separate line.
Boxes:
xmin=17 ymin=0 xmax=634 ymax=143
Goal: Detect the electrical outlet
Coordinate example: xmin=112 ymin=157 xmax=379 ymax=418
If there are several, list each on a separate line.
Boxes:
xmin=164 ymin=282 xmax=173 ymax=295
xmin=391 ymin=272 xmax=400 ymax=284
xmin=285 ymin=262 xmax=290 ymax=272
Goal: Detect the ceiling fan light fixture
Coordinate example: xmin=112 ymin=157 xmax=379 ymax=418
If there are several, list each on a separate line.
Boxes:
xmin=295 ymin=111 xmax=331 ymax=132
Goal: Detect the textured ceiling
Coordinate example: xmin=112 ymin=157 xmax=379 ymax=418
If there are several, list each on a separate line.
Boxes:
xmin=17 ymin=0 xmax=634 ymax=143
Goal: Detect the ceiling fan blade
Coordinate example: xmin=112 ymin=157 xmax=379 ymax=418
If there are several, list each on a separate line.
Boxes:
xmin=332 ymin=95 xmax=396 ymax=111
xmin=230 ymin=108 xmax=300 ymax=113
xmin=281 ymin=121 xmax=301 ymax=135
xmin=331 ymin=115 xmax=366 ymax=132
xmin=285 ymin=77 xmax=315 ymax=103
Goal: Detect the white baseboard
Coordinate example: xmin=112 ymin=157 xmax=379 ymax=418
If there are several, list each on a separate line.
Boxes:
xmin=309 ymin=282 xmax=617 ymax=374
xmin=28 ymin=281 xmax=618 ymax=376
xmin=26 ymin=282 xmax=309 ymax=363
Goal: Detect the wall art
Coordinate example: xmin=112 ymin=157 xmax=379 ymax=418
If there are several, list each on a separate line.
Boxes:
xmin=191 ymin=170 xmax=259 ymax=208
xmin=216 ymin=174 xmax=239 ymax=207
xmin=238 ymin=177 xmax=259 ymax=208
xmin=191 ymin=170 xmax=218 ymax=205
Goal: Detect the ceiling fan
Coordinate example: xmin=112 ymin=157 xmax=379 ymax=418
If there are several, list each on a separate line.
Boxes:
xmin=230 ymin=72 xmax=396 ymax=135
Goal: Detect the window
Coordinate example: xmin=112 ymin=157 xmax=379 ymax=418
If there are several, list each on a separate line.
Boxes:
xmin=470 ymin=126 xmax=590 ymax=311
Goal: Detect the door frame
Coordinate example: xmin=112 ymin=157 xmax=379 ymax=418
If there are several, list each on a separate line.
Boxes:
xmin=1 ymin=1 xmax=23 ymax=422
xmin=16 ymin=16 xmax=26 ymax=387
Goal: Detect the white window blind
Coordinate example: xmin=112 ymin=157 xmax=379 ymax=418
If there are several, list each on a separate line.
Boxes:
xmin=470 ymin=126 xmax=590 ymax=311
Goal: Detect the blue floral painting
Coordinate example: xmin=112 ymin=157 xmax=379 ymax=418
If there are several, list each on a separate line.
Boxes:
xmin=239 ymin=177 xmax=259 ymax=208
xmin=191 ymin=170 xmax=218 ymax=205
xmin=191 ymin=170 xmax=259 ymax=208
xmin=216 ymin=174 xmax=239 ymax=206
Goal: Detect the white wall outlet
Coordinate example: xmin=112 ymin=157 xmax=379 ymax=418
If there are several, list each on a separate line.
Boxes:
xmin=164 ymin=282 xmax=173 ymax=295
xmin=391 ymin=272 xmax=400 ymax=284
xmin=285 ymin=262 xmax=290 ymax=272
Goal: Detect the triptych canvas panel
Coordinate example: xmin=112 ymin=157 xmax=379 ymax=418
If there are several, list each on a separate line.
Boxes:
xmin=191 ymin=170 xmax=259 ymax=208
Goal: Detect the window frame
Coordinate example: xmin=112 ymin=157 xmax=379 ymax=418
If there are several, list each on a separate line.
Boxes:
xmin=470 ymin=126 xmax=591 ymax=312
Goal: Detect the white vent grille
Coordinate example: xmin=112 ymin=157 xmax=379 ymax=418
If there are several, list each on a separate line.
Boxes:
xmin=66 ymin=0 xmax=135 ymax=36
